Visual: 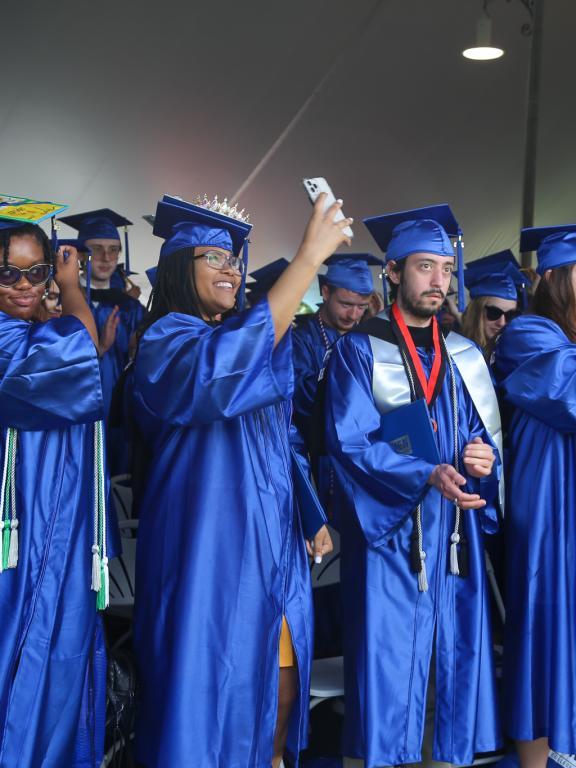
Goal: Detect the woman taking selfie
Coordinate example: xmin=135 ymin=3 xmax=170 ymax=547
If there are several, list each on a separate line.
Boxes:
xmin=131 ymin=193 xmax=348 ymax=768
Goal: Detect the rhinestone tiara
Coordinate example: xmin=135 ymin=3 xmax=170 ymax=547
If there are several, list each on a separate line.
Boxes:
xmin=193 ymin=194 xmax=251 ymax=224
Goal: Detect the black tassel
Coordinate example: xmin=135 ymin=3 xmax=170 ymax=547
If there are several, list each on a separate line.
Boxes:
xmin=410 ymin=513 xmax=422 ymax=573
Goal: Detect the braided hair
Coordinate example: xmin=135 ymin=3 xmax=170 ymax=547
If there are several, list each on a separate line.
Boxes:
xmin=1 ymin=223 xmax=55 ymax=270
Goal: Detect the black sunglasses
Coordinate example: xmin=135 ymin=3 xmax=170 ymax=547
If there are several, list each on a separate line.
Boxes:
xmin=484 ymin=305 xmax=519 ymax=323
xmin=0 ymin=263 xmax=53 ymax=287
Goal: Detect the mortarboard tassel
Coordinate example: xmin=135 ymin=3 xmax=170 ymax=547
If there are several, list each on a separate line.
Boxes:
xmin=85 ymin=256 xmax=92 ymax=304
xmin=51 ymin=217 xmax=59 ymax=253
xmin=382 ymin=268 xmax=389 ymax=308
xmin=456 ymin=230 xmax=466 ymax=313
xmin=238 ymin=239 xmax=250 ymax=311
xmin=124 ymin=226 xmax=131 ymax=275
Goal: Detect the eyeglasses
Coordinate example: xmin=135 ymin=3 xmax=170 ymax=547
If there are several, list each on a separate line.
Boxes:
xmin=484 ymin=305 xmax=519 ymax=323
xmin=0 ymin=263 xmax=53 ymax=287
xmin=193 ymin=250 xmax=244 ymax=274
xmin=89 ymin=244 xmax=122 ymax=259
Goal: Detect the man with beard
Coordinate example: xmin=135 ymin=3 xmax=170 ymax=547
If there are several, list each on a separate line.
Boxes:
xmin=325 ymin=206 xmax=504 ymax=768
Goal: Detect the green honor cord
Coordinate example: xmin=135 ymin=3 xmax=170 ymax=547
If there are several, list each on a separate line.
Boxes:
xmin=0 ymin=428 xmax=18 ymax=573
xmin=92 ymin=420 xmax=109 ymax=610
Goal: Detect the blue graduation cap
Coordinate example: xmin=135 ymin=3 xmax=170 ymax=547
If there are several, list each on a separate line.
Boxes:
xmin=145 ymin=266 xmax=158 ymax=288
xmin=464 ymin=271 xmax=518 ymax=302
xmin=364 ymin=204 xmax=466 ymax=310
xmin=318 ymin=252 xmax=383 ymax=297
xmin=464 ymin=253 xmax=531 ymax=305
xmin=59 ymin=208 xmax=134 ymax=275
xmin=520 ymin=225 xmax=576 ymax=275
xmin=245 ymin=258 xmax=290 ymax=305
xmin=152 ymin=194 xmax=252 ymax=310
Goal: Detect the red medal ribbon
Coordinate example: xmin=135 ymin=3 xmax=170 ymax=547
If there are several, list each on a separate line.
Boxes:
xmin=391 ymin=302 xmax=442 ymax=406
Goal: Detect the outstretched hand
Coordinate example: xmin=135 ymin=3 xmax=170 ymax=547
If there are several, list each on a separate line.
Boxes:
xmin=427 ymin=463 xmax=486 ymax=510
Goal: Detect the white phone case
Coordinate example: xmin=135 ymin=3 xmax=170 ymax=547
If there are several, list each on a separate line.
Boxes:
xmin=302 ymin=177 xmax=354 ymax=238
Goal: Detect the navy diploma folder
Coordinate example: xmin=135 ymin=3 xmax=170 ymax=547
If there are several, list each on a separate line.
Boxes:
xmin=379 ymin=398 xmax=441 ymax=466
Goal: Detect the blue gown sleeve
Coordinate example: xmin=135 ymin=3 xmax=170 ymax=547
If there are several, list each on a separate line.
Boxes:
xmin=494 ymin=315 xmax=576 ymax=432
xmin=0 ymin=314 xmax=103 ymax=430
xmin=459 ymin=381 xmax=501 ymax=534
xmin=292 ymin=327 xmax=322 ymax=422
xmin=325 ymin=335 xmax=437 ymax=547
xmin=133 ymin=299 xmax=293 ymax=426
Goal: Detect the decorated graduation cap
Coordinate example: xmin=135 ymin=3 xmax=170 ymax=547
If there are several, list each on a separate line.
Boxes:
xmin=520 ymin=225 xmax=576 ymax=275
xmin=318 ymin=253 xmax=383 ymax=296
xmin=0 ymin=194 xmax=69 ymax=253
xmin=245 ymin=258 xmax=290 ymax=305
xmin=152 ymin=194 xmax=252 ymax=309
xmin=364 ymin=204 xmax=465 ymax=310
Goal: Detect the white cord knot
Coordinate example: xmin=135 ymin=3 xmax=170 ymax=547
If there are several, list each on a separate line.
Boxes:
xmin=450 ymin=532 xmax=460 ymax=544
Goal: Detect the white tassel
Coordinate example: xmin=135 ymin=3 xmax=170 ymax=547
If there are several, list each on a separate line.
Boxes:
xmin=418 ymin=551 xmax=429 ymax=592
xmin=7 ymin=519 xmax=18 ymax=568
xmin=450 ymin=532 xmax=460 ymax=576
xmin=91 ymin=544 xmax=101 ymax=592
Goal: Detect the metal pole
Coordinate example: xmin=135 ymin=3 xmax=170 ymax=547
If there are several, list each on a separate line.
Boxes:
xmin=520 ymin=0 xmax=545 ymax=268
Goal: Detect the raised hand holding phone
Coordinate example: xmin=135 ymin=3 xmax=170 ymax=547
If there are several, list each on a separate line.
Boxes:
xmin=303 ymin=177 xmax=354 ymax=239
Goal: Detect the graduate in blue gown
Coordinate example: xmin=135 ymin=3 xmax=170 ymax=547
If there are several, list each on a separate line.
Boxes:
xmin=325 ymin=206 xmax=504 ymax=768
xmin=0 ymin=219 xmax=110 ymax=767
xmin=493 ymin=225 xmax=576 ymax=768
xmin=59 ymin=209 xmax=146 ymax=474
xmin=130 ymin=192 xmax=348 ymax=768
xmin=292 ymin=255 xmax=380 ymax=516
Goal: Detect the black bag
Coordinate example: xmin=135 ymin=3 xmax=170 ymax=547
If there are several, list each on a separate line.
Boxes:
xmin=106 ymin=648 xmax=139 ymax=768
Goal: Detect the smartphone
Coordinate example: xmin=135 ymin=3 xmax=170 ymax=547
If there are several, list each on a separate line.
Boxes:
xmin=302 ymin=177 xmax=354 ymax=238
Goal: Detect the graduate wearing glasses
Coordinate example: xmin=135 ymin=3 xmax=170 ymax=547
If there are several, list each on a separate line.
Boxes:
xmin=130 ymin=193 xmax=347 ymax=768
xmin=494 ymin=225 xmax=576 ymax=768
xmin=0 ymin=217 xmax=110 ymax=766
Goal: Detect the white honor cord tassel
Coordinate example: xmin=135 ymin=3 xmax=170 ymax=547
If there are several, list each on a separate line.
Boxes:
xmin=7 ymin=429 xmax=18 ymax=569
xmin=450 ymin=531 xmax=460 ymax=576
xmin=91 ymin=422 xmax=101 ymax=593
xmin=91 ymin=544 xmax=101 ymax=592
xmin=418 ymin=551 xmax=429 ymax=592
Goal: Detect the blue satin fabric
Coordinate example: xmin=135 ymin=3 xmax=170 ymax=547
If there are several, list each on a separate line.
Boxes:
xmin=325 ymin=332 xmax=502 ymax=767
xmin=131 ymin=300 xmax=313 ymax=768
xmin=494 ymin=315 xmax=576 ymax=752
xmin=90 ymin=292 xmax=145 ymax=473
xmin=292 ymin=316 xmax=338 ymax=512
xmin=0 ymin=311 xmax=105 ymax=767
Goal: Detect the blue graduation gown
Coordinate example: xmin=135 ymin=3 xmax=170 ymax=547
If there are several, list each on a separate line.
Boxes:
xmin=90 ymin=284 xmax=145 ymax=473
xmin=131 ymin=300 xmax=313 ymax=768
xmin=292 ymin=315 xmax=339 ymax=515
xmin=494 ymin=315 xmax=576 ymax=752
xmin=0 ymin=312 xmax=105 ymax=767
xmin=325 ymin=331 xmax=502 ymax=767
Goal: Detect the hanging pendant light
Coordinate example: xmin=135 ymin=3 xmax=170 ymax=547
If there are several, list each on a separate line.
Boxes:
xmin=463 ymin=9 xmax=505 ymax=60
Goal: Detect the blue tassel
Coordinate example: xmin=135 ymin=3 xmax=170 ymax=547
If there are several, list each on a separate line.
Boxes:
xmin=51 ymin=217 xmax=58 ymax=253
xmin=456 ymin=229 xmax=466 ymax=312
xmin=123 ymin=227 xmax=131 ymax=275
xmin=382 ymin=267 xmax=389 ymax=308
xmin=86 ymin=257 xmax=92 ymax=304
xmin=238 ymin=239 xmax=249 ymax=310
